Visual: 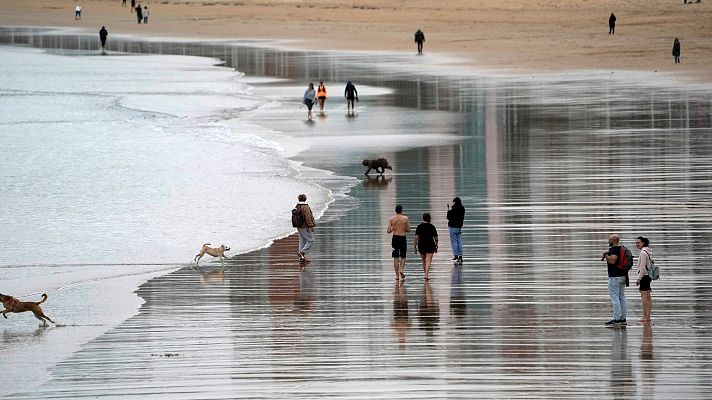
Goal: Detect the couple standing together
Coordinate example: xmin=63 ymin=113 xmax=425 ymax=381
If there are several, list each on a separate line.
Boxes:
xmin=602 ymin=234 xmax=655 ymax=325
xmin=386 ymin=198 xmax=465 ymax=281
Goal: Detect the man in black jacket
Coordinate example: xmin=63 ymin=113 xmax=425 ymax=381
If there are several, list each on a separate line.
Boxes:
xmin=447 ymin=197 xmax=465 ymax=263
xmin=414 ymin=29 xmax=425 ymax=54
xmin=99 ymin=26 xmax=108 ymax=53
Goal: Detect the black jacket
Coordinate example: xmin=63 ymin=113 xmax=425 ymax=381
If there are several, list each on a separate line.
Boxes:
xmin=447 ymin=203 xmax=465 ymax=228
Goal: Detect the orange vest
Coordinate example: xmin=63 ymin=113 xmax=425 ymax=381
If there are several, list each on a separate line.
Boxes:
xmin=317 ymin=84 xmax=327 ymax=97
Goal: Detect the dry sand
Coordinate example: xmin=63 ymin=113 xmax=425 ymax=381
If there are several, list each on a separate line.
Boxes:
xmin=2 ymin=0 xmax=711 ymax=81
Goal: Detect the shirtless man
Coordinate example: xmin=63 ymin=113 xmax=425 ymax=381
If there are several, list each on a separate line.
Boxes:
xmin=387 ymin=205 xmax=411 ymax=280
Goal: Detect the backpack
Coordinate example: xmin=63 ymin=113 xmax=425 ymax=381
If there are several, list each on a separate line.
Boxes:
xmin=291 ymin=206 xmax=305 ymax=228
xmin=618 ymin=245 xmax=634 ymax=271
xmin=643 ymin=249 xmax=660 ymax=280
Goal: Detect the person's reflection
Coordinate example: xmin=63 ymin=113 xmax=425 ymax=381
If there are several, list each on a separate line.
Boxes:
xmin=192 ymin=265 xmax=228 ymax=286
xmin=450 ymin=265 xmax=466 ymax=320
xmin=294 ymin=270 xmax=315 ymax=312
xmin=640 ymin=322 xmax=655 ymax=397
xmin=363 ymin=175 xmax=392 ymax=189
xmin=609 ymin=327 xmax=635 ymax=399
xmin=391 ymin=281 xmax=411 ymax=348
xmin=417 ymin=282 xmax=440 ymax=337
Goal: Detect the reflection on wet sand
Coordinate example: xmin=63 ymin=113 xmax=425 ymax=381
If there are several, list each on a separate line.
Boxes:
xmin=391 ymin=281 xmax=410 ymax=348
xmin=363 ymin=175 xmax=392 ymax=190
xmin=3 ymin=28 xmax=712 ymax=399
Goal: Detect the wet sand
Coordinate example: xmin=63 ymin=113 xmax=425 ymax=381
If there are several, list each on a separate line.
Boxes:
xmin=2 ymin=32 xmax=712 ymax=398
xmin=1 ymin=0 xmax=712 ymax=82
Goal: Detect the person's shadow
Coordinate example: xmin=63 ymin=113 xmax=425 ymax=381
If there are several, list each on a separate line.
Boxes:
xmin=450 ymin=265 xmax=467 ymax=319
xmin=609 ymin=327 xmax=635 ymax=398
xmin=392 ymin=281 xmax=411 ymax=348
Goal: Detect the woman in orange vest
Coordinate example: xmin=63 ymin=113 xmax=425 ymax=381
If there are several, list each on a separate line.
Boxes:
xmin=316 ymin=80 xmax=327 ymax=111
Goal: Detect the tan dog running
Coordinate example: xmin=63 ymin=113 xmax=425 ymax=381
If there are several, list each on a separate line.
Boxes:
xmin=194 ymin=243 xmax=230 ymax=266
xmin=0 ymin=293 xmax=55 ymax=326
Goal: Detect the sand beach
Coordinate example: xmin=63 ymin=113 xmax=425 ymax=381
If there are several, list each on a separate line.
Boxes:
xmin=1 ymin=0 xmax=712 ymax=81
xmin=1 ymin=1 xmax=712 ymax=397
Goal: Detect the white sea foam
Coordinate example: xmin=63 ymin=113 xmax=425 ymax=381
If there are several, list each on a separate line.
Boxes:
xmin=0 ymin=46 xmax=335 ymax=269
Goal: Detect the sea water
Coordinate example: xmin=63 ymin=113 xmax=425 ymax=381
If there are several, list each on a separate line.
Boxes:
xmin=0 ymin=46 xmax=336 ymax=270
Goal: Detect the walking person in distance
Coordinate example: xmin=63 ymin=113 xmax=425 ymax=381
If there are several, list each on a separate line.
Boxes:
xmin=303 ymin=82 xmax=316 ymax=120
xmin=414 ymin=213 xmax=438 ymax=281
xmin=293 ymin=194 xmax=316 ymax=263
xmin=99 ymin=26 xmax=108 ymax=54
xmin=387 ymin=205 xmax=411 ymax=281
xmin=447 ymin=197 xmax=465 ymax=263
xmin=609 ymin=13 xmax=616 ymax=34
xmin=672 ymin=38 xmax=681 ymax=63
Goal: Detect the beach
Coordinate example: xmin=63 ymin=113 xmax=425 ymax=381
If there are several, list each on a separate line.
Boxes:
xmin=1 ymin=0 xmax=712 ymax=82
xmin=1 ymin=27 xmax=712 ymax=397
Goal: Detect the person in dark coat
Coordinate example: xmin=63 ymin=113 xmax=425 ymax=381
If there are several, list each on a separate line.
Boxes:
xmin=414 ymin=29 xmax=425 ymax=54
xmin=136 ymin=4 xmax=143 ymax=23
xmin=672 ymin=38 xmax=681 ymax=63
xmin=344 ymin=81 xmax=358 ymax=112
xmin=609 ymin=13 xmax=616 ymax=34
xmin=99 ymin=26 xmax=108 ymax=53
xmin=446 ymin=197 xmax=465 ymax=263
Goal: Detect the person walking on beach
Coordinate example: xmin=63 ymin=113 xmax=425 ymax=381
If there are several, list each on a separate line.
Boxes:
xmin=446 ymin=197 xmax=465 ymax=263
xmin=136 ymin=4 xmax=143 ymax=23
xmin=601 ymin=234 xmax=627 ymax=325
xmin=99 ymin=26 xmax=108 ymax=53
xmin=316 ymin=80 xmax=327 ymax=112
xmin=293 ymin=194 xmax=316 ymax=262
xmin=131 ymin=0 xmax=135 ymax=12
xmin=635 ymin=236 xmax=653 ymax=322
xmin=143 ymin=6 xmax=149 ymax=23
xmin=303 ymin=82 xmax=316 ymax=120
xmin=344 ymin=81 xmax=358 ymax=112
xmin=608 ymin=13 xmax=616 ymax=34
xmin=414 ymin=29 xmax=425 ymax=55
xmin=122 ymin=0 xmax=126 ymax=7
xmin=414 ymin=213 xmax=438 ymax=281
xmin=387 ymin=205 xmax=411 ymax=281
xmin=75 ymin=4 xmax=82 ymax=20
xmin=672 ymin=38 xmax=681 ymax=63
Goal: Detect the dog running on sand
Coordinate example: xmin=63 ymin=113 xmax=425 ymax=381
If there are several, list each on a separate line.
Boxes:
xmin=1 ymin=293 xmax=55 ymax=326
xmin=194 ymin=243 xmax=230 ymax=266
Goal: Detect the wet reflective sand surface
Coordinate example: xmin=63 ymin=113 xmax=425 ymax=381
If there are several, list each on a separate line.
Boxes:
xmin=2 ymin=28 xmax=712 ymax=399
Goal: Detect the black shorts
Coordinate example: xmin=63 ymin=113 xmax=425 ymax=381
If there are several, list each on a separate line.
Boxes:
xmin=418 ymin=246 xmax=436 ymax=255
xmin=391 ymin=235 xmax=407 ymax=258
xmin=317 ymin=96 xmax=326 ymax=100
xmin=639 ymin=275 xmax=652 ymax=292
xmin=304 ymin=99 xmax=314 ymax=110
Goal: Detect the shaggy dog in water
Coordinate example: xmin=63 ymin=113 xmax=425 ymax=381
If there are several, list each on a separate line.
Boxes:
xmin=194 ymin=243 xmax=230 ymax=266
xmin=362 ymin=158 xmax=393 ymax=175
xmin=1 ymin=293 xmax=55 ymax=326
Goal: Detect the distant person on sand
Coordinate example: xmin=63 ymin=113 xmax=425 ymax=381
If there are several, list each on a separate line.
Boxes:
xmin=122 ymin=0 xmax=126 ymax=7
xmin=344 ymin=81 xmax=358 ymax=112
xmin=609 ymin=13 xmax=616 ymax=34
xmin=75 ymin=4 xmax=82 ymax=20
xmin=316 ymin=80 xmax=327 ymax=112
xmin=143 ymin=6 xmax=149 ymax=23
xmin=293 ymin=194 xmax=316 ymax=262
xmin=414 ymin=213 xmax=438 ymax=281
xmin=303 ymin=82 xmax=316 ymax=120
xmin=136 ymin=4 xmax=143 ymax=23
xmin=99 ymin=26 xmax=108 ymax=53
xmin=672 ymin=38 xmax=681 ymax=63
xmin=387 ymin=205 xmax=411 ymax=281
xmin=131 ymin=0 xmax=135 ymax=12
xmin=414 ymin=29 xmax=425 ymax=54
xmin=446 ymin=197 xmax=465 ymax=263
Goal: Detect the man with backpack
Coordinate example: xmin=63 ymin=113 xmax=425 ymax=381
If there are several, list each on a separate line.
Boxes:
xmin=292 ymin=194 xmax=316 ymax=262
xmin=601 ymin=234 xmax=631 ymax=326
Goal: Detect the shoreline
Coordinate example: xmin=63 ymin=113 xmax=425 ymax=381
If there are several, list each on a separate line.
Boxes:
xmin=1 ymin=0 xmax=711 ymax=83
xmin=3 ymin=26 xmax=712 ymax=398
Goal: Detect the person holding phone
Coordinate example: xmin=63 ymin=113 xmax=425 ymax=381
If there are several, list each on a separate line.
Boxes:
xmin=446 ymin=197 xmax=465 ymax=263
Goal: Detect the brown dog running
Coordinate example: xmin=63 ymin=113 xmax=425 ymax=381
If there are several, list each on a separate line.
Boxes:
xmin=194 ymin=243 xmax=231 ymax=266
xmin=362 ymin=158 xmax=393 ymax=175
xmin=0 ymin=293 xmax=55 ymax=326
